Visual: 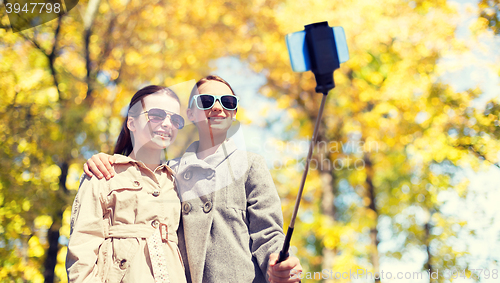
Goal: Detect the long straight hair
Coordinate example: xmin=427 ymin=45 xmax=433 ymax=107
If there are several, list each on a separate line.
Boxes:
xmin=114 ymin=85 xmax=180 ymax=156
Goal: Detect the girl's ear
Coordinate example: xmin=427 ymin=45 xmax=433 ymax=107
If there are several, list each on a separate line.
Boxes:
xmin=186 ymin=108 xmax=195 ymax=122
xmin=127 ymin=117 xmax=136 ymax=132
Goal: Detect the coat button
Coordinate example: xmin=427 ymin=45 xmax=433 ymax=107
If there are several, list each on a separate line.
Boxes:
xmin=183 ymin=171 xmax=192 ymax=180
xmin=152 ymin=190 xmax=160 ymax=197
xmin=182 ymin=202 xmax=192 ymax=214
xmin=119 ymin=259 xmax=127 ymax=269
xmin=203 ymin=201 xmax=212 ymax=213
xmin=133 ymin=181 xmax=140 ymax=187
xmin=151 ymin=220 xmax=160 ymax=228
xmin=206 ymin=171 xmax=214 ymax=180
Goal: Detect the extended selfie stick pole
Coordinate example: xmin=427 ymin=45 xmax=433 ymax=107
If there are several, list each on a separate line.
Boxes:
xmin=277 ymin=93 xmax=327 ymax=263
xmin=277 ymin=21 xmax=348 ymax=263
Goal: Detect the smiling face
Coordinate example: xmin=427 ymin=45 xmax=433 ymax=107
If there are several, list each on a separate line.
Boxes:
xmin=127 ymin=92 xmax=181 ymax=152
xmin=187 ymin=80 xmax=237 ymax=137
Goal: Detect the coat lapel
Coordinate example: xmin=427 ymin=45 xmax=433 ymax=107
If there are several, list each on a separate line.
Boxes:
xmin=170 ymin=139 xmax=239 ymax=283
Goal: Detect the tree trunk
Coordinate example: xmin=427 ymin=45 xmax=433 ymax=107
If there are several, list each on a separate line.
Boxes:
xmin=43 ymin=161 xmax=69 ymax=282
xmin=425 ymin=221 xmax=434 ymax=282
xmin=43 ymin=214 xmax=61 ymax=283
xmin=320 ymin=150 xmax=336 ymax=282
xmin=364 ymin=154 xmax=380 ymax=282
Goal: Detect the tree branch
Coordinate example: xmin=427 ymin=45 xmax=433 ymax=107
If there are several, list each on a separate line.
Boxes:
xmin=464 ymin=144 xmax=500 ymax=169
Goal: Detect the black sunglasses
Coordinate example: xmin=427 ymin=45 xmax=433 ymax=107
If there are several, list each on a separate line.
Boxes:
xmin=140 ymin=108 xmax=184 ymax=129
xmin=189 ymin=94 xmax=239 ymax=111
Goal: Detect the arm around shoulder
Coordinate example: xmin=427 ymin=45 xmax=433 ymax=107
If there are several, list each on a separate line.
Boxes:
xmin=83 ymin=153 xmax=116 ymax=180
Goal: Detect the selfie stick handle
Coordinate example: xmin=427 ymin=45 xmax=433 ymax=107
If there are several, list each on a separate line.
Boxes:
xmin=277 ymin=92 xmax=328 ymax=263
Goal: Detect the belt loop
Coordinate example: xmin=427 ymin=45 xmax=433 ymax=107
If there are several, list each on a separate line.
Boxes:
xmin=159 ymin=223 xmax=168 ymax=243
xmin=103 ymin=211 xmax=111 ymax=238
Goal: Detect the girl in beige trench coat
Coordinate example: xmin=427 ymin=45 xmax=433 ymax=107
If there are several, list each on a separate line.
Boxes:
xmin=84 ymin=76 xmax=303 ymax=283
xmin=66 ymin=86 xmax=187 ymax=283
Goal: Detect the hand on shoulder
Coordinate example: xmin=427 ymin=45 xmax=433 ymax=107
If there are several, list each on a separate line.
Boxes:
xmin=83 ymin=153 xmax=117 ymax=180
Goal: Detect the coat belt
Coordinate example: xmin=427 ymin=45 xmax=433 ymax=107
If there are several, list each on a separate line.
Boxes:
xmin=105 ymin=223 xmax=178 ymax=244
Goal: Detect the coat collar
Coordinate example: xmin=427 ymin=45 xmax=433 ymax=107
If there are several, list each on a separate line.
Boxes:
xmin=178 ymin=138 xmax=238 ymax=170
xmin=112 ymin=154 xmax=175 ymax=176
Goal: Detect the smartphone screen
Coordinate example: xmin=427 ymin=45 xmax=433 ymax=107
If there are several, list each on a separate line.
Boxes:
xmin=285 ymin=26 xmax=349 ymax=72
xmin=285 ymin=30 xmax=311 ymax=72
xmin=333 ymin=27 xmax=349 ymax=63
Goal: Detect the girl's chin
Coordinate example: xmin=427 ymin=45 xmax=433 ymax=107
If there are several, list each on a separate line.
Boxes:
xmin=205 ymin=124 xmax=231 ymax=135
xmin=151 ymin=138 xmax=173 ymax=148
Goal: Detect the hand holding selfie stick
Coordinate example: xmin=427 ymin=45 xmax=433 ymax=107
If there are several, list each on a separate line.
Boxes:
xmin=277 ymin=21 xmax=349 ymax=263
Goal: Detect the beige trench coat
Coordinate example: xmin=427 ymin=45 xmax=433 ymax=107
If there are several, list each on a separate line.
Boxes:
xmin=66 ymin=155 xmax=186 ymax=283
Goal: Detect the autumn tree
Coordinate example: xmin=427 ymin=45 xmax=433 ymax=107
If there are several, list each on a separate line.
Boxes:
xmin=247 ymin=0 xmax=499 ymax=282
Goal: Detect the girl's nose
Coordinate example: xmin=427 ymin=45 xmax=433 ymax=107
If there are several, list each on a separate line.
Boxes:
xmin=212 ymin=100 xmax=223 ymax=111
xmin=161 ymin=115 xmax=175 ymax=129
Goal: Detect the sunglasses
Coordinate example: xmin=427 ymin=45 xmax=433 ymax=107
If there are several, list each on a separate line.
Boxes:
xmin=140 ymin=108 xmax=185 ymax=129
xmin=189 ymin=94 xmax=239 ymax=111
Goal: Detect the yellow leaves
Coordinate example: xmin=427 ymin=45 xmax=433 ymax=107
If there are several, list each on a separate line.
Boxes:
xmin=172 ymin=60 xmax=182 ymax=70
xmin=367 ymin=71 xmax=384 ymax=86
xmin=74 ymin=85 xmax=88 ymax=105
xmin=125 ymin=51 xmax=142 ymax=66
xmin=17 ymin=139 xmax=28 ymax=153
xmin=454 ymin=178 xmax=470 ymax=198
xmin=322 ymin=226 xmax=340 ymax=250
xmin=399 ymin=134 xmax=414 ymax=146
xmin=470 ymin=17 xmax=490 ymax=35
xmin=18 ymin=69 xmax=45 ymax=92
xmin=276 ymin=95 xmax=292 ymax=109
xmin=66 ymin=164 xmax=83 ymax=191
xmin=22 ymin=200 xmax=30 ymax=212
xmin=40 ymin=87 xmax=59 ymax=105
xmin=222 ymin=14 xmax=235 ymax=26
xmin=22 ymin=264 xmax=45 ymax=282
xmin=56 ymin=246 xmax=69 ymax=283
xmin=98 ymin=1 xmax=110 ymax=13
xmin=35 ymin=215 xmax=53 ymax=229
xmin=28 ymin=236 xmax=45 ymax=258
xmin=10 ymin=213 xmax=27 ymax=235
xmin=60 ymin=208 xmax=72 ymax=238
xmin=41 ymin=164 xmax=61 ymax=183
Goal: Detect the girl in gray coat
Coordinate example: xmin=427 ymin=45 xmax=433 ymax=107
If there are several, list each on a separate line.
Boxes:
xmin=84 ymin=76 xmax=302 ymax=283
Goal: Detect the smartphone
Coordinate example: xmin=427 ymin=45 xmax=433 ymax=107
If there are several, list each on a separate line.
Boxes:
xmin=285 ymin=26 xmax=349 ymax=72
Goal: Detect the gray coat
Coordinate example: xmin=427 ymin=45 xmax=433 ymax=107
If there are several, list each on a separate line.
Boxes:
xmin=168 ymin=138 xmax=285 ymax=283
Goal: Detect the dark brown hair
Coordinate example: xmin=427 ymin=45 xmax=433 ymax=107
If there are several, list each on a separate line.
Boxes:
xmin=114 ymin=85 xmax=180 ymax=156
xmin=188 ymin=75 xmax=236 ymax=108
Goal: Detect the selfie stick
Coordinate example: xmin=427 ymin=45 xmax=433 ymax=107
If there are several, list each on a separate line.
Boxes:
xmin=277 ymin=21 xmax=348 ymax=263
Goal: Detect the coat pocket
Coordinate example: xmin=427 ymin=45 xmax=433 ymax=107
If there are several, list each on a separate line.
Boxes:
xmin=105 ymin=238 xmax=140 ymax=283
xmin=222 ymin=182 xmax=249 ymax=232
xmin=224 ymin=178 xmax=247 ymax=212
xmin=106 ymin=179 xmax=143 ymax=196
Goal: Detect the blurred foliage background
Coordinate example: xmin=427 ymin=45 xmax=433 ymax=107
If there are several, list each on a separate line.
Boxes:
xmin=1 ymin=0 xmax=500 ymax=282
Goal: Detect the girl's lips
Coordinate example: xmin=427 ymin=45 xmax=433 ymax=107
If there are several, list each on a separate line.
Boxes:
xmin=207 ymin=116 xmax=228 ymax=123
xmin=153 ymin=131 xmax=171 ymax=139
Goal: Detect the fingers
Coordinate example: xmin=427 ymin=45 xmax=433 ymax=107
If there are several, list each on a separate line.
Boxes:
xmin=86 ymin=153 xmax=115 ymax=179
xmin=268 ymin=254 xmax=302 ymax=283
xmin=271 ymin=254 xmax=301 ymax=271
xmin=83 ymin=162 xmax=93 ymax=178
xmin=269 ymin=253 xmax=278 ymax=267
xmin=101 ymin=153 xmax=116 ymax=177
